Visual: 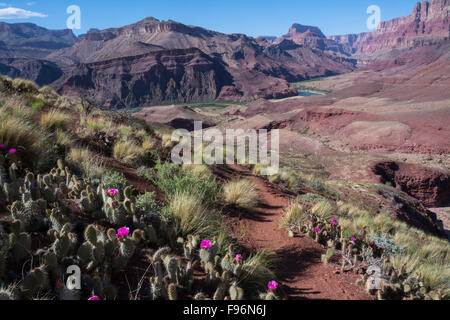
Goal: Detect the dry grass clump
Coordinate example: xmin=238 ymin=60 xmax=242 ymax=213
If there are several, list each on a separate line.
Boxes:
xmin=113 ymin=140 xmax=145 ymax=166
xmin=0 ymin=115 xmax=43 ymax=158
xmin=142 ymin=137 xmax=157 ymax=151
xmin=67 ymin=147 xmax=105 ymax=178
xmin=11 ymin=78 xmax=38 ymax=94
xmin=168 ymin=192 xmax=219 ymax=237
xmin=55 ymin=129 xmax=75 ymax=149
xmin=182 ymin=164 xmax=212 ymax=179
xmin=311 ymin=200 xmax=334 ymax=219
xmin=280 ymin=201 xmax=305 ymax=228
xmin=223 ymin=179 xmax=259 ymax=209
xmin=41 ymin=109 xmax=71 ymax=131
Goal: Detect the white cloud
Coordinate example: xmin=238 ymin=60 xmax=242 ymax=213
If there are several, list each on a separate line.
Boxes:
xmin=0 ymin=7 xmax=47 ymax=19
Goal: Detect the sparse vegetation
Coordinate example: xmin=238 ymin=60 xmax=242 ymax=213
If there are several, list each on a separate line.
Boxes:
xmin=0 ymin=76 xmax=278 ymax=301
xmin=113 ymin=140 xmax=145 ymax=166
xmin=223 ymin=179 xmax=259 ymax=209
xmin=41 ymin=109 xmax=71 ymax=131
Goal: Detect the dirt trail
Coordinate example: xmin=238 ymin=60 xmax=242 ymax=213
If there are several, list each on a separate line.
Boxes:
xmin=217 ymin=164 xmax=372 ymax=300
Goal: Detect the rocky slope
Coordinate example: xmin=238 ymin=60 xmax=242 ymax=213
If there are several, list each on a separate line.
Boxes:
xmin=0 ymin=22 xmax=76 ymax=59
xmin=0 ymin=0 xmax=448 ymax=107
xmin=329 ymin=0 xmax=450 ymax=60
xmin=57 ymin=48 xmax=231 ymax=108
xmin=373 ymin=161 xmax=450 ymax=207
xmin=48 ymin=17 xmax=356 ymax=103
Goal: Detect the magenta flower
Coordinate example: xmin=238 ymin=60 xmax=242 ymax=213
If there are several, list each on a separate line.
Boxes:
xmin=235 ymin=254 xmax=242 ymax=261
xmin=369 ymin=241 xmax=375 ymax=247
xmin=268 ymin=281 xmax=278 ymax=291
xmin=200 ymin=240 xmax=211 ymax=249
xmin=332 ymin=218 xmax=337 ymax=226
xmin=350 ymin=237 xmax=356 ymax=242
xmin=107 ymin=188 xmax=119 ymax=197
xmin=0 ymin=144 xmax=5 ymax=149
xmin=310 ymin=218 xmax=314 ymax=222
xmin=109 ymin=133 xmax=115 ymax=137
xmin=116 ymin=227 xmax=130 ymax=239
xmin=88 ymin=296 xmax=100 ymax=300
xmin=314 ymin=227 xmax=320 ymax=233
xmin=8 ymin=148 xmax=16 ymax=154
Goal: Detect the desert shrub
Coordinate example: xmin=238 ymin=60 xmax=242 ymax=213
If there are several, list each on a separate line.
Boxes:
xmin=306 ymin=175 xmax=328 ymax=193
xmin=369 ymin=234 xmax=404 ymax=256
xmin=280 ymin=202 xmax=305 ymax=228
xmin=67 ymin=147 xmax=105 ymax=178
xmin=39 ymin=85 xmax=58 ymax=97
xmin=101 ymin=170 xmax=127 ymax=191
xmin=239 ymin=252 xmax=277 ymax=293
xmin=298 ymin=193 xmax=326 ymax=204
xmin=168 ymin=192 xmax=220 ymax=238
xmin=0 ymin=75 xmax=13 ymax=92
xmin=135 ymin=192 xmax=159 ymax=214
xmin=55 ymin=129 xmax=75 ymax=149
xmin=113 ymin=140 xmax=145 ymax=166
xmin=0 ymin=100 xmax=36 ymax=121
xmin=148 ymin=162 xmax=220 ymax=206
xmin=11 ymin=79 xmax=38 ymax=94
xmin=182 ymin=164 xmax=212 ymax=179
xmin=223 ymin=179 xmax=259 ymax=209
xmin=311 ymin=200 xmax=334 ymax=219
xmin=0 ymin=114 xmax=50 ymax=169
xmin=41 ymin=110 xmax=71 ymax=132
xmin=142 ymin=137 xmax=157 ymax=151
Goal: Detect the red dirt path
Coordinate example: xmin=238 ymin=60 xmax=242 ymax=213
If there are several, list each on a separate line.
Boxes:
xmin=218 ymin=164 xmax=372 ymax=300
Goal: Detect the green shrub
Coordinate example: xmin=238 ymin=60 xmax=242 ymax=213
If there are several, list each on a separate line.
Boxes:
xmin=136 ymin=192 xmax=159 ymax=214
xmin=143 ymin=162 xmax=221 ymax=207
xmin=102 ymin=170 xmax=127 ymax=191
xmin=298 ymin=193 xmax=326 ymax=204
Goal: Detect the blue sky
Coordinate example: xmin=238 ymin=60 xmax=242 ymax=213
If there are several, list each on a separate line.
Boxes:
xmin=1 ymin=0 xmax=419 ymax=36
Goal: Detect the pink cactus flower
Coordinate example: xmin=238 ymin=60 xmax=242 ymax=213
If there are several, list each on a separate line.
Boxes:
xmin=310 ymin=218 xmax=314 ymax=222
xmin=350 ymin=237 xmax=356 ymax=242
xmin=116 ymin=227 xmax=130 ymax=239
xmin=314 ymin=227 xmax=320 ymax=233
xmin=332 ymin=218 xmax=337 ymax=226
xmin=200 ymin=240 xmax=211 ymax=249
xmin=107 ymin=188 xmax=119 ymax=197
xmin=268 ymin=281 xmax=278 ymax=291
xmin=88 ymin=296 xmax=100 ymax=300
xmin=109 ymin=133 xmax=115 ymax=137
xmin=8 ymin=148 xmax=16 ymax=154
xmin=235 ymin=254 xmax=242 ymax=261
